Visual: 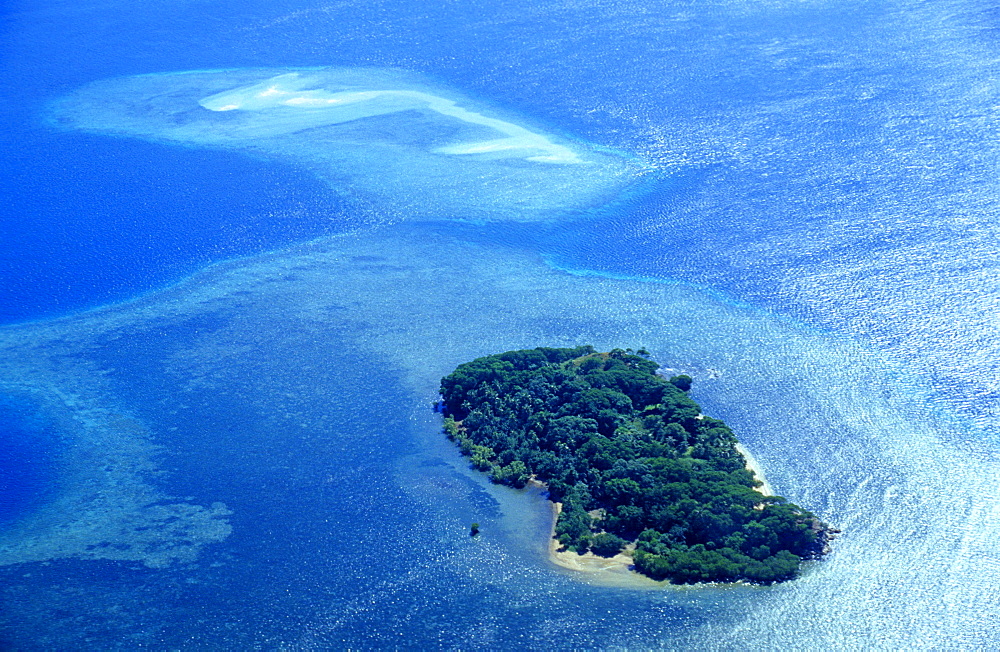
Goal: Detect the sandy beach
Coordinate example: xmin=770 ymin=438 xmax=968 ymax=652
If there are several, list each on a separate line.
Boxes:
xmin=546 ymin=501 xmax=661 ymax=587
xmin=733 ymin=442 xmax=775 ymax=497
xmin=547 ymin=502 xmax=634 ymax=570
xmin=544 ymin=442 xmax=775 ymax=586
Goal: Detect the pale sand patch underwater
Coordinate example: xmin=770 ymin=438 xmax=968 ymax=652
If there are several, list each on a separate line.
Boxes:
xmin=50 ymin=67 xmax=649 ymax=224
xmin=0 ymin=223 xmax=992 ymax=644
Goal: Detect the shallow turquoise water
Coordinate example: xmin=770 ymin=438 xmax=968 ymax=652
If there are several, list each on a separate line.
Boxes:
xmin=2 ymin=225 xmax=998 ymax=647
xmin=3 ymin=0 xmax=1000 ymax=648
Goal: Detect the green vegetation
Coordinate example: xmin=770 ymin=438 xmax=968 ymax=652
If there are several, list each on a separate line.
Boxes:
xmin=440 ymin=346 xmax=832 ymax=585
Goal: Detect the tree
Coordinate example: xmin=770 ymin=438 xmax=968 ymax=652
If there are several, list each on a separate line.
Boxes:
xmin=590 ymin=532 xmax=627 ymax=557
xmin=439 ymin=347 xmax=832 ymax=584
xmin=668 ymin=375 xmax=693 ymax=392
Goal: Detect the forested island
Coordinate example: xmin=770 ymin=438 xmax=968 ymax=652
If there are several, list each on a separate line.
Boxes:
xmin=440 ymin=346 xmax=834 ymax=585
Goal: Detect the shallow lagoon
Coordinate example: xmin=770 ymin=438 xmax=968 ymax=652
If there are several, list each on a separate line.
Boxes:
xmin=4 ymin=0 xmax=1000 ymax=647
xmin=1 ymin=223 xmax=997 ymax=647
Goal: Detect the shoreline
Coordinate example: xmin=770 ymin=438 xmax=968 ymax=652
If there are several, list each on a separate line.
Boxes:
xmin=527 ymin=478 xmax=641 ymax=579
xmin=733 ymin=442 xmax=775 ymax=497
xmin=546 ymin=501 xmax=661 ymax=587
xmin=541 ymin=441 xmax=775 ymax=585
xmin=546 ymin=502 xmax=635 ymax=571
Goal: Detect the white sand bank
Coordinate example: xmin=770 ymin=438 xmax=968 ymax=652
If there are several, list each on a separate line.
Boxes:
xmin=734 ymin=442 xmax=775 ymax=496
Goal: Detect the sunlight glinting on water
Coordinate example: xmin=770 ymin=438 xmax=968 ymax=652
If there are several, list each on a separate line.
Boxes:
xmin=3 ymin=0 xmax=1000 ymax=647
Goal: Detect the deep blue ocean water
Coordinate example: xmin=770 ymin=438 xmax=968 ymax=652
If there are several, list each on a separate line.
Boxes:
xmin=3 ymin=0 xmax=1000 ymax=648
xmin=0 ymin=128 xmax=355 ymax=324
xmin=0 ymin=395 xmax=59 ymax=527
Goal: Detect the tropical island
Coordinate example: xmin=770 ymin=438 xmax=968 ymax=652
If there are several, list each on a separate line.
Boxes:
xmin=439 ymin=346 xmax=834 ymax=585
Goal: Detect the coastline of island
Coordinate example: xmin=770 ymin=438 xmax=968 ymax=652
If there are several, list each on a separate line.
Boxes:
xmin=545 ymin=500 xmax=638 ymax=576
xmin=543 ymin=443 xmax=775 ymax=581
xmin=733 ymin=442 xmax=775 ymax=497
xmin=441 ymin=346 xmax=834 ymax=585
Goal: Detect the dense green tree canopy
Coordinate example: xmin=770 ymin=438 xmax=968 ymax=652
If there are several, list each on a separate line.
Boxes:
xmin=440 ymin=346 xmax=832 ymax=585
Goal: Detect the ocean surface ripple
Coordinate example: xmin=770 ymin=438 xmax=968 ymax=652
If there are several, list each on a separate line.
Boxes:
xmin=2 ymin=0 xmax=1000 ymax=648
